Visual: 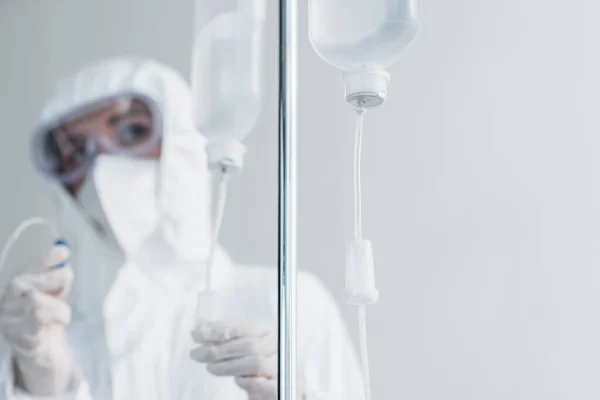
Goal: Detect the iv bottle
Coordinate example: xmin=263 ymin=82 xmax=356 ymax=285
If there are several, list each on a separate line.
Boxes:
xmin=191 ymin=0 xmax=266 ymax=171
xmin=308 ymin=0 xmax=421 ymax=108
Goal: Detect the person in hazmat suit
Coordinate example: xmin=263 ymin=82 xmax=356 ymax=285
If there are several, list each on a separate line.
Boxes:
xmin=0 ymin=57 xmax=364 ymax=399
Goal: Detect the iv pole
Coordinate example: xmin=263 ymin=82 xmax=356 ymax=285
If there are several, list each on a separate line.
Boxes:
xmin=278 ymin=0 xmax=297 ymax=398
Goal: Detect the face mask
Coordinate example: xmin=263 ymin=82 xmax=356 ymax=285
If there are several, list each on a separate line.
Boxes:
xmin=77 ymin=155 xmax=169 ymax=265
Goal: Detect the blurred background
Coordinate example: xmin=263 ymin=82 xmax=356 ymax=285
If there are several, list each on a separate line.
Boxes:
xmin=1 ymin=0 xmax=599 ymax=399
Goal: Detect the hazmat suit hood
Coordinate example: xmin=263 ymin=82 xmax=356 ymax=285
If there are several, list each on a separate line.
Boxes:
xmin=31 ymin=57 xmax=231 ymax=319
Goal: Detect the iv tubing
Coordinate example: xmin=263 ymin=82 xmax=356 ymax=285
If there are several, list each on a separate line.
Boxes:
xmin=0 ymin=217 xmax=58 ymax=275
xmin=354 ymin=108 xmax=365 ymax=240
xmin=358 ymin=305 xmax=372 ymax=400
xmin=353 ymin=108 xmax=373 ymax=400
xmin=205 ymin=168 xmax=231 ymax=292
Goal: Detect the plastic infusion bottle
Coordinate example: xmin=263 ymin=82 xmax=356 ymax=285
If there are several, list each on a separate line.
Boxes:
xmin=191 ymin=0 xmax=266 ymax=171
xmin=308 ymin=0 xmax=421 ymax=108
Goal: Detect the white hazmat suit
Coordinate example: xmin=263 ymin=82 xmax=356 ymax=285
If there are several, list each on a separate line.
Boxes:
xmin=0 ymin=57 xmax=364 ymax=399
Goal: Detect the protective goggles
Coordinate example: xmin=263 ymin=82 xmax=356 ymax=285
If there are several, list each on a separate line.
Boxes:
xmin=31 ymin=98 xmax=160 ymax=185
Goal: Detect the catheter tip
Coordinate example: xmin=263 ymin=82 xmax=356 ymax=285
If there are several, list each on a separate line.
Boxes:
xmin=54 ymin=239 xmax=69 ymax=247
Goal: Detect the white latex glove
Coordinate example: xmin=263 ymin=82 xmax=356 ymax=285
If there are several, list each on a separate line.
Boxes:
xmin=191 ymin=320 xmax=277 ymax=400
xmin=0 ymin=243 xmax=78 ymax=396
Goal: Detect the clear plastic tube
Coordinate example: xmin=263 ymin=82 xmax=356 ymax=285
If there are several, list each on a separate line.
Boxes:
xmin=358 ymin=305 xmax=372 ymax=400
xmin=353 ymin=108 xmax=373 ymax=400
xmin=354 ymin=108 xmax=365 ymax=240
xmin=195 ymin=168 xmax=231 ymax=397
xmin=0 ymin=217 xmax=58 ymax=275
xmin=205 ymin=168 xmax=231 ymax=292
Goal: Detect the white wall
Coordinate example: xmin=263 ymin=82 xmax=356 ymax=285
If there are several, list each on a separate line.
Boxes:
xmin=1 ymin=1 xmax=599 ymax=399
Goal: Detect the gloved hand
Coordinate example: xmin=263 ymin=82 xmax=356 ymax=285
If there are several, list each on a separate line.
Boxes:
xmin=191 ymin=320 xmax=277 ymax=400
xmin=0 ymin=243 xmax=78 ymax=396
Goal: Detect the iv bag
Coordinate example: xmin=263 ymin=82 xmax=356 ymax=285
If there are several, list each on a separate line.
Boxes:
xmin=308 ymin=0 xmax=421 ymax=72
xmin=191 ymin=0 xmax=266 ymax=142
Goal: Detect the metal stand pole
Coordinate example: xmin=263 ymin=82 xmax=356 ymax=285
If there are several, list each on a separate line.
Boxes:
xmin=278 ymin=0 xmax=297 ymax=398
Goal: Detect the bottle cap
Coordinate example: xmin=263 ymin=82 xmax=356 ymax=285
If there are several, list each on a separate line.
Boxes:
xmin=342 ymin=66 xmax=391 ymax=109
xmin=206 ymin=138 xmax=247 ymax=172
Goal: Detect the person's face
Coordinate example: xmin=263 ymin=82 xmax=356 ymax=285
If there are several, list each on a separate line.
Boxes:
xmin=53 ymin=98 xmax=161 ymax=195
